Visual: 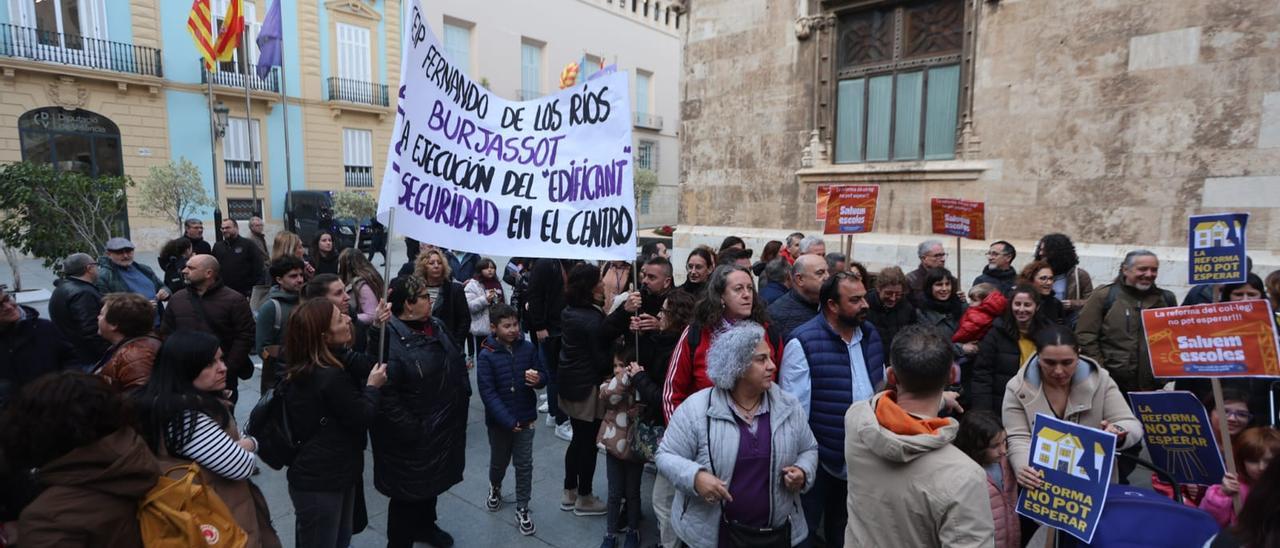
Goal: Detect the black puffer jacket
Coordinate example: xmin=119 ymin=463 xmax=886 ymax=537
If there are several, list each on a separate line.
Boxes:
xmin=370 ymin=317 xmax=471 ymax=501
xmin=865 ymin=290 xmax=916 ymax=352
xmin=285 ymin=363 xmax=379 ymax=491
xmin=558 ymin=305 xmax=623 ymax=402
xmin=970 ymin=318 xmax=1025 ymax=415
xmin=431 ymin=281 xmax=471 ymax=349
xmin=48 ymin=277 xmax=108 ymax=366
xmin=767 ymin=289 xmax=820 ymax=342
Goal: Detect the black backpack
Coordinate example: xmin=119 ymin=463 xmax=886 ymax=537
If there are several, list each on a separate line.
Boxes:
xmin=244 ymin=381 xmax=298 ymax=470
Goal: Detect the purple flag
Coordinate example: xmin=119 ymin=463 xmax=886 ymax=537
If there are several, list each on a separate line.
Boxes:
xmin=255 ymin=0 xmax=282 ymax=80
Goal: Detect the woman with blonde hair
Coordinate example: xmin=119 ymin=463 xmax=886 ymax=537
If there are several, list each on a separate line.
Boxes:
xmin=273 ymin=231 xmax=315 ymax=279
xmin=414 ymin=247 xmax=471 ymax=347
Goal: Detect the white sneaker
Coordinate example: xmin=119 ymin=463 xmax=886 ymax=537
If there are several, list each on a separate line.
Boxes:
xmin=546 ymin=414 xmax=557 ymax=427
xmin=538 ymin=400 xmax=549 ymax=413
xmin=555 ymin=421 xmax=573 ymax=441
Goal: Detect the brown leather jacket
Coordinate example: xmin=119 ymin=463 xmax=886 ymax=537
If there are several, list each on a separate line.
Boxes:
xmin=96 ymin=335 xmax=162 ymax=392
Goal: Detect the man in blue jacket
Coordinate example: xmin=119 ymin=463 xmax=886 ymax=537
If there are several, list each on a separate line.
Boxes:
xmin=779 ymin=272 xmax=884 ymax=548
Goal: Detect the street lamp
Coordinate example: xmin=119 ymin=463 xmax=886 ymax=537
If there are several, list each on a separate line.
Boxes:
xmin=213 ymin=101 xmax=230 ymax=139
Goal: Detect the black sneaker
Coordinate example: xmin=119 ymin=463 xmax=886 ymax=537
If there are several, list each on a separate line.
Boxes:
xmin=486 ymin=484 xmax=501 ymax=512
xmin=422 ymin=523 xmax=455 ymax=548
xmin=515 ymin=507 xmax=536 ymax=536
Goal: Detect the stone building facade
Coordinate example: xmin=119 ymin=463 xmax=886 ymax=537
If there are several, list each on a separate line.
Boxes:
xmin=1 ymin=0 xmax=682 ymax=253
xmin=676 ymin=0 xmax=1280 ymax=295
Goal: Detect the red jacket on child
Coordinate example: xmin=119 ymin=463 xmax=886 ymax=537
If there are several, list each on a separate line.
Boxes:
xmin=953 ymin=291 xmax=1007 ymax=344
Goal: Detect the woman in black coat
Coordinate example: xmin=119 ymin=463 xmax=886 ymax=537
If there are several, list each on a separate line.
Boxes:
xmin=556 ymin=263 xmax=626 ymax=515
xmin=369 ymin=275 xmax=471 ymax=548
xmin=865 ymin=266 xmax=917 ymax=352
xmin=284 ymin=299 xmax=387 ymax=548
xmin=970 ymin=285 xmax=1046 ymax=415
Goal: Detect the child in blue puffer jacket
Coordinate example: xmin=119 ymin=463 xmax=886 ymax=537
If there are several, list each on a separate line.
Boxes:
xmin=476 ymin=303 xmax=546 ymax=536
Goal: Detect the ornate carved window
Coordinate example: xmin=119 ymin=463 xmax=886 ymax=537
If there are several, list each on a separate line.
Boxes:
xmin=833 ymin=0 xmax=963 ymax=163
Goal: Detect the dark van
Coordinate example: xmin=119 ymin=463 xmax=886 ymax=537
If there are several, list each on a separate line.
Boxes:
xmin=284 ymin=190 xmax=372 ymax=252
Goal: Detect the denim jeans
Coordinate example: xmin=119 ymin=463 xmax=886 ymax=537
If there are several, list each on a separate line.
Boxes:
xmin=488 ymin=424 xmax=536 ymax=507
xmin=606 ymin=454 xmax=644 ymax=535
xmin=289 ymin=484 xmax=356 ymax=548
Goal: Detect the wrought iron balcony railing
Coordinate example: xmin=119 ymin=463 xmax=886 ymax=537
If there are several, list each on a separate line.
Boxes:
xmin=225 ymin=160 xmax=262 ymax=186
xmin=345 ymin=165 xmax=374 ymax=187
xmin=326 ymin=77 xmax=389 ymax=107
xmin=0 ymin=23 xmax=162 ymax=77
xmin=202 ymin=62 xmax=279 ymax=93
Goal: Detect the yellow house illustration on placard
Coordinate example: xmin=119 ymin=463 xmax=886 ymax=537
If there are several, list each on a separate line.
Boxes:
xmin=1033 ymin=427 xmax=1105 ymax=481
xmin=1193 ymin=221 xmax=1235 ymax=249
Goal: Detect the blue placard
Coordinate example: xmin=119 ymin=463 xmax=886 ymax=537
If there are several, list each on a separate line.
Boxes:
xmin=1129 ymin=391 xmax=1226 ymax=486
xmin=1015 ymin=414 xmax=1116 ymax=544
xmin=1188 ymin=213 xmax=1248 ymax=285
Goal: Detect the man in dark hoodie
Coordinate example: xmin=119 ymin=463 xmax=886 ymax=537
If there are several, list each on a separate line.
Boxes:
xmin=972 ymin=240 xmax=1018 ymax=293
xmin=255 ymin=255 xmax=306 ymax=391
xmin=0 ymin=287 xmax=77 ymax=408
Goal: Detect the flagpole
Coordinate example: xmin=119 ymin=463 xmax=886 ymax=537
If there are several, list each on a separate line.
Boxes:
xmin=378 ymin=207 xmax=396 ymax=365
xmin=241 ymin=29 xmax=260 ymax=217
xmin=277 ymin=54 xmax=294 ymax=201
xmin=206 ymin=70 xmax=223 ymax=227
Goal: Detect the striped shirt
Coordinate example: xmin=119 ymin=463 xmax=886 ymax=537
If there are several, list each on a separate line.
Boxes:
xmin=171 ymin=411 xmax=256 ymax=480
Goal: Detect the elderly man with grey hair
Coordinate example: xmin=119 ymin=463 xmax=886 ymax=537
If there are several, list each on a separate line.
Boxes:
xmin=905 ymin=239 xmax=947 ymax=307
xmin=657 ymin=320 xmax=818 ymax=548
xmin=49 ymin=252 xmax=110 ymax=366
xmin=767 ymin=254 xmax=831 ymax=341
xmin=798 ymin=235 xmax=826 ymax=257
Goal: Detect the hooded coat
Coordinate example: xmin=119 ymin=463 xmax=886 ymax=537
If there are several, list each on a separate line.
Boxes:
xmin=1001 ymin=354 xmax=1143 ymax=476
xmin=18 ymin=428 xmax=159 ymax=547
xmin=843 ymin=392 xmax=994 ymax=548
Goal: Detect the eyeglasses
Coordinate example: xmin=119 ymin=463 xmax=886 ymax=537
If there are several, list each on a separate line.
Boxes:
xmin=927 ymin=252 xmax=948 ymax=259
xmin=1225 ymin=410 xmax=1254 ymax=421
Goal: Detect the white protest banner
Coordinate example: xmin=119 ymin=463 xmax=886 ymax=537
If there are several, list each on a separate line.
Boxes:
xmin=378 ymin=0 xmax=636 ymax=260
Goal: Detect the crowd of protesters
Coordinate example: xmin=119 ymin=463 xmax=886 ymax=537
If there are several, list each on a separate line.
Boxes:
xmin=1 ymin=222 xmax=1279 ymax=548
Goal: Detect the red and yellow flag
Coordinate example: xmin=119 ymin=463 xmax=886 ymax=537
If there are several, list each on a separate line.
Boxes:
xmin=212 ymin=0 xmax=245 ymax=64
xmin=186 ymin=0 xmax=217 ymax=71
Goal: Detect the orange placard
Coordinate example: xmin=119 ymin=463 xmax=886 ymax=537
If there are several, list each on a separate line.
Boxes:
xmin=823 ymin=185 xmax=879 ymax=234
xmin=816 ymin=185 xmax=832 ymax=221
xmin=930 ymin=198 xmax=985 ymax=240
xmin=1142 ymin=301 xmax=1280 ymax=378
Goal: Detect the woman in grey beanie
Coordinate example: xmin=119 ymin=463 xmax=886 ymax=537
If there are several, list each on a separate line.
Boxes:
xmin=656 ymin=321 xmax=818 ymax=548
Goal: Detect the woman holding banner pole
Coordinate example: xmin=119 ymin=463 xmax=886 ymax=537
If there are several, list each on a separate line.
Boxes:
xmin=1002 ymin=325 xmax=1142 ymax=489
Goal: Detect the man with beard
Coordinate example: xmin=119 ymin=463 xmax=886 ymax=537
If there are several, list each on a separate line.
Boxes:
xmin=160 ymin=255 xmax=256 ymax=402
xmin=1076 ymin=249 xmax=1175 ymax=483
xmin=779 ymin=272 xmax=884 ymax=548
xmin=183 ymin=218 xmax=213 ymax=255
